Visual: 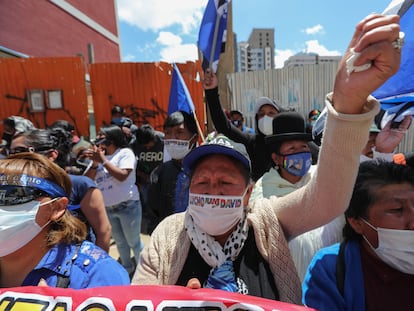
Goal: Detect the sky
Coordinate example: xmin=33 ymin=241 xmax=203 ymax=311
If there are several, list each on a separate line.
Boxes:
xmin=116 ymin=0 xmax=393 ymax=68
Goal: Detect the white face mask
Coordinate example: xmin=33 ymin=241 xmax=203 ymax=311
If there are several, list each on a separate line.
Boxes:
xmin=0 ymin=199 xmax=56 ymax=256
xmin=187 ymin=188 xmax=247 ymax=236
xmin=164 ymin=136 xmax=194 ymax=160
xmin=362 ymin=219 xmax=414 ymax=274
xmin=258 ymin=115 xmax=274 ymax=135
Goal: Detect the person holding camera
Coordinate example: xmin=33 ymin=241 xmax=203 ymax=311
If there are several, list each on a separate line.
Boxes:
xmin=84 ymin=124 xmax=142 ymax=278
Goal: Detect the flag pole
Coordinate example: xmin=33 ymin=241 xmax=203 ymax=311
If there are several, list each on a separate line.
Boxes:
xmin=209 ymin=8 xmax=222 ymax=71
xmin=192 ymin=110 xmax=205 ymax=143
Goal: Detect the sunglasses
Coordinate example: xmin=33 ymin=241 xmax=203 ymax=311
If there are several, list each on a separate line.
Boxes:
xmin=8 ymin=146 xmax=52 ymax=156
xmin=0 ymin=186 xmax=50 ymax=206
xmin=8 ymin=146 xmax=35 ymax=155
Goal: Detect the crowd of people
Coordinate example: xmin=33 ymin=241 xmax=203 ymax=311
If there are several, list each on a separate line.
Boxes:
xmin=0 ymin=12 xmax=411 ymax=311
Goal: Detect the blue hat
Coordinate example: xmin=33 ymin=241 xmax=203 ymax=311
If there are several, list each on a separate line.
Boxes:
xmin=183 ymin=134 xmax=251 ymax=172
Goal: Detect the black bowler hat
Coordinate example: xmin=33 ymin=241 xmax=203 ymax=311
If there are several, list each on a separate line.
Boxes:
xmin=265 ymin=112 xmax=312 ymax=145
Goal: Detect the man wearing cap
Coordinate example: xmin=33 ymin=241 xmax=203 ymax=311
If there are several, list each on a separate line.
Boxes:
xmin=201 ymin=74 xmax=283 ymax=181
xmin=132 ymin=14 xmax=401 ymax=304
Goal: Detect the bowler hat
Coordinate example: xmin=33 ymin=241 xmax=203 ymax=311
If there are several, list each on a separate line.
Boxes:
xmin=265 ymin=112 xmax=312 ymax=144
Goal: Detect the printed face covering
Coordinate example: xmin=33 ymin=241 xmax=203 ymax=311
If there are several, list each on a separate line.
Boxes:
xmin=187 ymin=188 xmax=247 ymax=236
xmin=281 ymin=152 xmax=312 ymax=176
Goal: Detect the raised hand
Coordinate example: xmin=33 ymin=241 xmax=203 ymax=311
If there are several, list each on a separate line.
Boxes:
xmin=333 ymin=14 xmax=402 ymax=114
xmin=203 ymin=68 xmax=218 ymax=90
xmin=376 ymin=115 xmax=412 ymax=153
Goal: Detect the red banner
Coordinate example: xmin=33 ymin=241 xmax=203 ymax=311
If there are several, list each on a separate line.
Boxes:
xmin=0 ymin=285 xmax=316 ymax=310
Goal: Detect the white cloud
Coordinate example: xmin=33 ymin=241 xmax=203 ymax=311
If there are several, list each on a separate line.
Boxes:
xmin=303 ymin=24 xmax=324 ymax=35
xmin=117 ymin=0 xmax=207 ymax=34
xmin=275 ymin=49 xmax=295 ymax=68
xmin=156 ymin=32 xmax=182 ymax=46
xmin=305 ymin=40 xmax=341 ymax=56
xmin=159 ymin=44 xmax=199 ymax=63
xmin=156 ymin=32 xmax=198 ymax=63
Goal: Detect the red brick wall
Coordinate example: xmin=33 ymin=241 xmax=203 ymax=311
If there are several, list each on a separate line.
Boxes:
xmin=67 ymin=0 xmax=118 ymax=34
xmin=0 ymin=0 xmax=120 ymax=63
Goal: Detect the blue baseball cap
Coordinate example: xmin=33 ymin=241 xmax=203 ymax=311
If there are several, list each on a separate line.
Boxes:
xmin=183 ymin=134 xmax=251 ymax=172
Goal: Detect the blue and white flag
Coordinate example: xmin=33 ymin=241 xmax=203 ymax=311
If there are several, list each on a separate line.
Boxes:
xmin=168 ymin=63 xmax=195 ymax=115
xmin=372 ymin=0 xmax=414 ymax=126
xmin=373 ymin=0 xmax=414 ymax=100
xmin=198 ymin=0 xmax=230 ymax=72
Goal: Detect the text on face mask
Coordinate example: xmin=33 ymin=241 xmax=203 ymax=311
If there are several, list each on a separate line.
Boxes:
xmin=189 ymin=195 xmax=242 ymax=209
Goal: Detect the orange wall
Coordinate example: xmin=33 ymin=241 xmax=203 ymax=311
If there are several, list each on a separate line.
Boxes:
xmin=0 ymin=58 xmax=206 ymax=140
xmin=0 ymin=57 xmax=89 ymax=136
xmin=89 ymin=61 xmax=206 ymax=134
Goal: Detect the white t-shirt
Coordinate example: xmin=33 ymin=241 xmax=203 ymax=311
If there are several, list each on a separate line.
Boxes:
xmin=95 ymin=147 xmax=140 ymax=206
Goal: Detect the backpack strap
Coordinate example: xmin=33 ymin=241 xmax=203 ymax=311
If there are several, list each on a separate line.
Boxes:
xmin=56 ymin=243 xmax=81 ymax=288
xmin=55 ymin=275 xmax=70 ymax=288
xmin=335 ymin=240 xmax=347 ymax=297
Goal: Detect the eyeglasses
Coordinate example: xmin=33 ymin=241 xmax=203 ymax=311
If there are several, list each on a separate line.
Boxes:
xmin=0 ymin=186 xmax=50 ymax=206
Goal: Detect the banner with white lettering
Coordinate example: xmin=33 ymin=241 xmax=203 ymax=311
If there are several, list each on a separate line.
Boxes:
xmin=0 ymin=285 xmax=315 ymax=311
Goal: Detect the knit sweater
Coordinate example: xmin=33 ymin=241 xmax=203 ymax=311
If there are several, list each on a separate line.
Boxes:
xmin=132 ymin=94 xmax=380 ymax=305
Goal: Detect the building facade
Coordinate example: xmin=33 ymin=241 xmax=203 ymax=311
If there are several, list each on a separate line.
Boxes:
xmin=0 ymin=0 xmax=120 ymax=64
xmin=237 ymin=28 xmax=275 ymax=72
xmin=284 ymin=52 xmax=342 ymax=67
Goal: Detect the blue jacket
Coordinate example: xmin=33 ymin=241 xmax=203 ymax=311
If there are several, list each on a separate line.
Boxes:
xmin=302 ymin=241 xmax=365 ymax=311
xmin=22 ymin=241 xmax=130 ymax=288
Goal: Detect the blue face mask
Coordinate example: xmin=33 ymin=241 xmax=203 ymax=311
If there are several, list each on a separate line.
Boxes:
xmin=281 ymin=152 xmax=312 ymax=177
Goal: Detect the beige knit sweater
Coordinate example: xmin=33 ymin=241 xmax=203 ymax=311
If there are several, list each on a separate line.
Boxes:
xmin=132 ymin=94 xmax=380 ymax=305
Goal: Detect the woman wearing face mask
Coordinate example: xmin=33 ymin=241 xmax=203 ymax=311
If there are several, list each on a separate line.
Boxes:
xmin=0 ymin=152 xmax=129 ymax=288
xmin=9 ymin=128 xmax=112 ymax=253
xmin=203 ymin=69 xmax=282 ymax=181
xmin=249 ymin=112 xmax=344 ymax=281
xmin=250 ymin=112 xmax=314 ymax=200
xmin=303 ymin=160 xmax=414 ymax=311
xmin=146 ymin=111 xmax=198 ymax=234
xmin=131 ymin=13 xmax=402 ymax=302
xmin=84 ymin=124 xmax=142 ymax=277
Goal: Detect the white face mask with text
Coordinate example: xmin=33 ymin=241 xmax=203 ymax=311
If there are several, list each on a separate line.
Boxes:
xmin=187 ymin=188 xmax=248 ymax=236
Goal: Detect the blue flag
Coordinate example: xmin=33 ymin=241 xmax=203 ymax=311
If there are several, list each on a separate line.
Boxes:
xmin=168 ymin=63 xmax=195 ymax=115
xmin=373 ymin=0 xmax=414 ymax=100
xmin=198 ymin=0 xmax=230 ymax=72
xmin=372 ymin=0 xmax=414 ymax=127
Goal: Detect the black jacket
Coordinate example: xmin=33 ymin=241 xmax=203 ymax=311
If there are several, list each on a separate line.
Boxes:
xmin=205 ymin=88 xmax=272 ymax=181
xmin=147 ymin=160 xmax=183 ymax=233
